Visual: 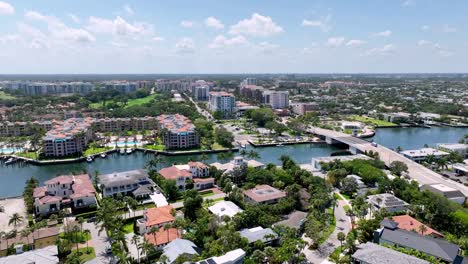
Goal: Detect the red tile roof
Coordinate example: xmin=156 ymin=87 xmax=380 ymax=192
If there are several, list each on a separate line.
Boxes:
xmin=159 ymin=167 xmax=192 ymax=180
xmin=193 ymin=177 xmax=214 ymax=183
xmin=33 ymin=186 xmax=47 ymax=198
xmin=70 ymin=174 xmax=96 ymax=198
xmin=144 ymin=205 xmax=175 ymax=227
xmin=44 ymin=175 xmax=73 ymax=185
xmin=390 ymin=215 xmax=444 ymax=237
xmin=188 ymin=161 xmax=209 ymax=169
xmin=144 ymin=228 xmax=180 ymax=247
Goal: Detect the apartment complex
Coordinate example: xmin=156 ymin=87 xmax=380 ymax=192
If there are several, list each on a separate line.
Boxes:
xmin=192 ymin=85 xmax=210 ymax=101
xmin=238 ymin=84 xmax=289 ymax=109
xmin=103 ymin=81 xmax=138 ymax=93
xmin=157 ymin=114 xmax=199 ymax=149
xmin=208 ymin=91 xmax=236 ymax=118
xmin=42 ymin=118 xmax=94 ymax=157
xmin=4 ymin=81 xmax=94 ymax=95
xmin=98 ymin=169 xmax=156 ymax=199
xmin=156 ymin=79 xmax=190 ymax=92
xmin=33 ymin=174 xmax=97 ymax=216
xmin=93 ymin=116 xmax=158 ymax=132
xmin=0 ymin=120 xmax=54 ymax=137
xmin=291 ymin=102 xmax=319 ymax=115
xmin=241 ymin=78 xmax=257 ymax=86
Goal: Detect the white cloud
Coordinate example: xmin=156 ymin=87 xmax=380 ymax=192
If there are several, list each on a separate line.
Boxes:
xmin=438 ymin=50 xmax=453 ymax=57
xmin=180 ymin=20 xmax=194 ymax=28
xmin=175 ymin=37 xmax=195 ymax=53
xmin=417 ymin=40 xmax=431 ymax=46
xmin=301 ymin=14 xmax=332 ymax=32
xmin=302 ymin=43 xmax=319 ymax=54
xmin=86 ymin=16 xmax=152 ymax=38
xmin=402 ymin=0 xmax=415 ymax=7
xmin=417 ymin=40 xmax=453 ymax=57
xmin=26 ymin=11 xmax=96 ymax=43
xmin=209 ymin=35 xmax=248 ymax=49
xmin=123 ymin=5 xmax=134 ymax=16
xmin=110 ymin=41 xmax=128 ymax=48
xmin=346 ymin=39 xmax=366 ymax=47
xmin=205 ymin=17 xmax=224 ymax=29
xmin=326 ymin=37 xmax=345 ymax=47
xmin=442 ymin=25 xmax=457 ymax=33
xmin=0 ymin=1 xmax=14 ymax=15
xmin=256 ymin=41 xmax=279 ymax=54
xmin=229 ymin=13 xmax=283 ymax=37
xmin=373 ymin=30 xmax=392 ymax=37
xmin=420 ymin=25 xmax=430 ymax=32
xmin=152 ymin=36 xmax=164 ymax=42
xmin=363 ymin=44 xmax=396 ymax=56
xmin=68 ymin=14 xmax=80 ymax=23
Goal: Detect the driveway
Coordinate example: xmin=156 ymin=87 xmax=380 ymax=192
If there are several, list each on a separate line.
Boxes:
xmin=125 ymin=233 xmax=144 ymax=262
xmin=84 ymin=222 xmax=112 ymax=264
xmin=302 ymin=196 xmax=351 ymax=264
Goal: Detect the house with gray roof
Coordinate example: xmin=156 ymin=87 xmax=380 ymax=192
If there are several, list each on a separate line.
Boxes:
xmin=99 ymin=169 xmax=155 ymax=199
xmin=367 ymin=193 xmax=409 ymax=213
xmin=161 ymin=238 xmax=199 ymax=264
xmin=0 ymin=245 xmax=59 ymax=264
xmin=196 ymin=248 xmax=246 ymax=264
xmin=352 ymin=242 xmax=430 ymax=264
xmin=239 ymin=226 xmax=278 ymax=245
xmin=375 ymin=220 xmax=464 ymax=263
xmin=273 ymin=210 xmax=307 ymax=230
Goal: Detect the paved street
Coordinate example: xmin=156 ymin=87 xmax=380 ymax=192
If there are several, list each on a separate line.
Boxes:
xmin=125 ymin=233 xmax=144 ymax=262
xmin=302 ymin=196 xmax=351 ymax=264
xmin=84 ymin=222 xmax=112 ymax=264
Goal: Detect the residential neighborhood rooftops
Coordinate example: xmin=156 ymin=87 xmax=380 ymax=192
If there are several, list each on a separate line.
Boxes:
xmin=158 ymin=166 xmax=192 ymax=180
xmin=367 ymin=193 xmax=409 ymax=208
xmin=161 ymin=238 xmax=199 ymax=264
xmin=239 ymin=226 xmax=278 ymax=244
xmin=196 ymin=249 xmax=246 ymax=264
xmin=400 ymin=148 xmax=449 ymax=158
xmin=144 ymin=228 xmax=180 ymax=247
xmin=157 ymin=114 xmax=195 ymax=134
xmin=387 ymin=215 xmax=443 ymax=237
xmin=352 ymin=242 xmax=430 ymax=264
xmin=0 ymin=246 xmax=59 ymax=264
xmin=99 ymin=169 xmax=150 ymax=187
xmin=243 ymin=185 xmax=286 ymax=203
xmin=144 ymin=205 xmax=175 ymax=227
xmin=421 ymin=183 xmax=466 ymax=199
xmin=208 ymin=201 xmax=243 ymax=218
xmin=274 ymin=210 xmax=308 ymax=229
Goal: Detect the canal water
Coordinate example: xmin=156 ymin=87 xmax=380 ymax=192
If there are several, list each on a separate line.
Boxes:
xmin=0 ymin=127 xmax=466 ymax=197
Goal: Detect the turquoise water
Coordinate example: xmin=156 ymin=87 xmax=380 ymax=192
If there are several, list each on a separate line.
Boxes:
xmin=0 ymin=126 xmax=466 ymax=197
xmin=0 ymin=148 xmax=23 ymax=154
xmin=115 ymin=141 xmax=138 ymax=147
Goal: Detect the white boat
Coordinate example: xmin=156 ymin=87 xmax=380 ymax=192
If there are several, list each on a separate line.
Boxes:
xmin=240 ymin=144 xmax=246 ymax=148
xmin=5 ymin=158 xmax=14 ymax=165
xmin=276 ymin=144 xmax=285 ymax=147
xmin=86 ymin=156 xmax=93 ymax=163
xmin=119 ymin=148 xmax=125 ymax=155
xmin=100 ymin=153 xmax=107 ymax=158
xmin=126 ymin=148 xmax=132 ymax=154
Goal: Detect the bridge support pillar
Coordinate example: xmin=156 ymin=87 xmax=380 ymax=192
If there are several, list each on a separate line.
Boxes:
xmin=349 ymin=146 xmax=361 ymax=155
xmin=325 ymin=137 xmax=340 ymax=145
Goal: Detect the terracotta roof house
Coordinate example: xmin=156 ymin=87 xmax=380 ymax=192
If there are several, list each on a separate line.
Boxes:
xmin=389 ymin=215 xmax=444 ymax=238
xmin=144 ymin=228 xmax=180 ymax=249
xmin=159 ymin=163 xmax=214 ymax=191
xmin=137 ymin=205 xmax=175 ymax=235
xmin=33 ymin=174 xmax=96 ymax=216
xmin=244 ymin=185 xmax=286 ymax=204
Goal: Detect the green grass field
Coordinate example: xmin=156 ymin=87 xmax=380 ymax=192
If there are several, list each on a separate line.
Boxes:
xmin=69 ymin=248 xmax=96 ymax=263
xmin=0 ymin=91 xmax=15 ymax=100
xmin=90 ymin=94 xmax=159 ymax=109
xmin=350 ymin=115 xmax=397 ymax=127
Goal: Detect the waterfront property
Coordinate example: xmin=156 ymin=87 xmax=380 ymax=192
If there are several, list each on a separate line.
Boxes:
xmin=42 ymin=118 xmax=94 ymax=157
xmin=208 ymin=91 xmax=236 ymax=118
xmin=211 ymin=156 xmax=265 ymax=175
xmin=159 ymin=162 xmax=214 ymax=191
xmin=375 ymin=219 xmax=463 ymax=263
xmin=352 ymin=242 xmax=430 ymax=264
xmin=98 ymin=169 xmax=156 ymax=199
xmin=400 ymin=148 xmax=449 ymax=163
xmin=367 ymin=193 xmax=408 ymax=213
xmin=33 ymin=174 xmax=97 ymax=216
xmin=195 ymin=248 xmax=246 ymax=264
xmin=0 ymin=227 xmax=60 ymax=257
xmin=438 ymin=143 xmax=468 ymax=158
xmin=157 ymin=114 xmax=200 ymax=150
xmin=311 ymin=154 xmax=371 ymax=170
xmin=420 ymin=183 xmax=466 ymax=205
xmin=243 ymin=184 xmax=286 ymax=205
xmin=137 ymin=205 xmax=175 ymax=235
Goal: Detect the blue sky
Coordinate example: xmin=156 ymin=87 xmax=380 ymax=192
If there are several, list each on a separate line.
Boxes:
xmin=0 ymin=0 xmax=467 ymax=73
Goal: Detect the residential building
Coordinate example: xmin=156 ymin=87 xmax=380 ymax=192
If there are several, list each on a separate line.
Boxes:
xmin=0 ymin=246 xmax=59 ymax=264
xmin=420 ymin=183 xmax=466 ymax=205
xmin=235 ymin=101 xmax=259 ymax=117
xmin=208 ymin=201 xmax=243 ymax=218
xmin=386 ymin=215 xmax=444 ymax=238
xmin=239 ymin=226 xmax=278 ymax=245
xmin=438 ymin=143 xmax=468 ymax=158
xmin=400 ymin=148 xmax=449 ymax=162
xmin=341 ymin=121 xmax=362 ymax=132
xmin=144 ymin=228 xmax=180 ymax=249
xmin=262 ymin=90 xmax=289 ymax=109
xmin=159 ymin=162 xmax=214 ymax=191
xmin=93 ymin=117 xmax=158 ymax=132
xmin=157 ymin=114 xmax=200 ymax=150
xmin=367 ymin=193 xmax=409 ymax=213
xmin=241 ymin=78 xmax=257 ymax=86
xmin=159 ymin=166 xmax=193 ymax=190
xmin=311 ymin=154 xmax=371 ymax=170
xmin=452 ymin=163 xmax=468 ymax=176
xmin=345 ymin=174 xmax=367 ymax=189
xmin=161 ymin=239 xmax=199 ymax=264
xmin=6 ymin=81 xmax=94 ymax=96
xmin=0 ymin=227 xmax=60 ymax=257
xmin=192 ymin=85 xmax=210 ymax=101
xmin=0 ymin=120 xmax=54 ymax=137
xmin=137 ymin=205 xmax=175 ymax=235
xmin=238 ymin=85 xmax=265 ymax=103
xmin=156 ymin=79 xmax=189 ymax=92
xmin=103 ymin=81 xmax=137 ymax=93
xmin=273 ymin=210 xmax=307 ymax=230
xmin=209 ymin=91 xmax=236 ymax=118
xmin=175 ymin=161 xmax=210 ymax=178
xmin=352 ymin=242 xmax=430 ymax=264
xmin=382 ymin=112 xmax=411 ymax=123
xmin=375 ymin=219 xmax=464 ymax=263
xmin=291 ymin=102 xmax=319 ymax=115
xmin=33 ymin=174 xmax=97 ymax=216
xmin=196 ymin=248 xmax=246 ymax=264
xmin=42 ymin=118 xmax=94 ymax=157
xmin=243 ymin=185 xmax=286 ymax=205
xmin=211 ymin=156 xmax=265 ymax=175
xmin=98 ymin=169 xmax=156 ymax=199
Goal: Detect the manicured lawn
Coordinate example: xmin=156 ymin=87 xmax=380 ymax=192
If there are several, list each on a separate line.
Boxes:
xmin=144 ymin=144 xmax=165 ymax=151
xmin=90 ymin=94 xmax=159 ymax=109
xmin=122 ymin=222 xmax=134 ymax=234
xmin=318 ymin=208 xmax=336 ymax=245
xmin=16 ymin=151 xmax=37 ymax=159
xmin=199 ymin=190 xmax=214 ymax=197
xmin=69 ymin=247 xmax=96 ymax=263
xmin=0 ymin=91 xmax=15 ymax=100
xmin=83 ymin=147 xmax=111 ymax=156
xmin=350 ymin=115 xmax=397 ymax=127
xmin=60 ymin=231 xmax=91 ymax=243
xmin=211 ymin=142 xmax=225 ymax=150
xmin=333 ymin=193 xmax=343 ymax=200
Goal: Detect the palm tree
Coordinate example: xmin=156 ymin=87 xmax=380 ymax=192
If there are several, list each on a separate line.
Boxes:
xmin=72 ymin=225 xmax=81 ymax=252
xmin=84 ymin=229 xmax=90 ymax=253
xmin=159 ymin=255 xmax=169 ymax=264
xmin=247 ymin=150 xmax=260 ymax=159
xmin=8 ymin=213 xmax=23 ymax=227
xmin=20 ymin=229 xmax=31 ymax=248
xmin=149 ymin=226 xmax=159 ymax=245
xmin=163 ymin=223 xmax=171 ymax=243
xmin=132 ymin=234 xmax=140 ymax=263
xmin=240 ymin=149 xmax=247 ymax=157
xmin=418 ymin=225 xmax=427 ymax=236
xmin=139 ymin=238 xmax=153 ymax=264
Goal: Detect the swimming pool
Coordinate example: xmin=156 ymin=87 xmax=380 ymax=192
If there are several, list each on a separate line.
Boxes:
xmin=0 ymin=148 xmax=23 ymax=154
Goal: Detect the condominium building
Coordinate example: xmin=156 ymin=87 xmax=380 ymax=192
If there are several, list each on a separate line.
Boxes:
xmin=157 ymin=114 xmax=199 ymax=149
xmin=291 ymin=102 xmax=319 ymax=115
xmin=400 ymin=148 xmax=449 ymax=162
xmin=103 ymin=81 xmax=138 ymax=93
xmin=42 ymin=118 xmax=94 ymax=157
xmin=192 ymin=85 xmax=210 ymax=101
xmin=93 ymin=117 xmax=158 ymax=132
xmin=238 ymin=85 xmax=265 ymax=103
xmin=262 ymin=90 xmax=289 ymax=109
xmin=156 ymin=79 xmax=190 ymax=92
xmin=241 ymin=78 xmax=257 ymax=86
xmin=33 ymin=174 xmax=97 ymax=216
xmin=98 ymin=169 xmax=156 ymax=199
xmin=208 ymin=91 xmax=236 ymax=118
xmin=5 ymin=81 xmax=94 ymax=96
xmin=0 ymin=120 xmax=54 ymax=137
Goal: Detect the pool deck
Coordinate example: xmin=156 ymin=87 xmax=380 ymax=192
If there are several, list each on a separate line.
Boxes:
xmin=0 ymin=197 xmax=28 ymax=233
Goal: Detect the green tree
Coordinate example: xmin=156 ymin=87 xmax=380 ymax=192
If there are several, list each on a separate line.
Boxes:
xmin=337 ymin=232 xmax=346 ymax=248
xmin=8 ymin=213 xmax=23 ymax=227
xmin=389 ymin=161 xmax=408 ymax=176
xmin=183 ymin=189 xmax=203 ymax=221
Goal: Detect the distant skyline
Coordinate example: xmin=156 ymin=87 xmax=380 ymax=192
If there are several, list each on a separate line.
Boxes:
xmin=0 ymin=0 xmax=467 ymax=74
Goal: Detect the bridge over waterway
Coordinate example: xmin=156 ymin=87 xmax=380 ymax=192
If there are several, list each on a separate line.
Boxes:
xmin=310 ymin=127 xmax=468 ymax=197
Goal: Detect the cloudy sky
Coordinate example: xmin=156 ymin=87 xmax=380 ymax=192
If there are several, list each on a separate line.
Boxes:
xmin=0 ymin=0 xmax=467 ymax=73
